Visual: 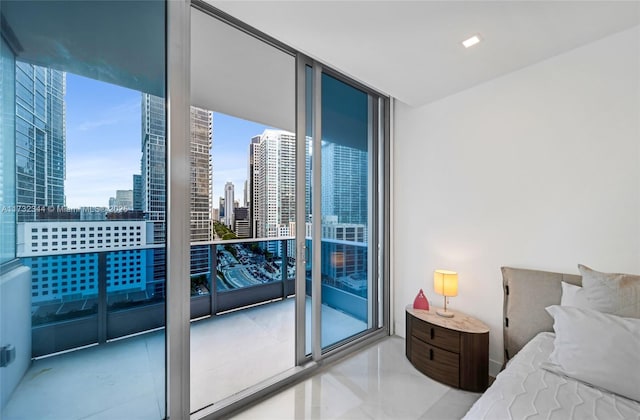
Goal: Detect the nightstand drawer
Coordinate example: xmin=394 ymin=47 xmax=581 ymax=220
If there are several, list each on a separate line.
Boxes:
xmin=411 ymin=336 xmax=460 ymax=388
xmin=412 ymin=317 xmax=460 ymax=353
xmin=406 ymin=306 xmax=489 ymax=392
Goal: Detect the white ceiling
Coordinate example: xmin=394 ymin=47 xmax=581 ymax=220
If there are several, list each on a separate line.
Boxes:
xmin=209 ymin=1 xmax=640 ymax=107
xmin=191 ymin=8 xmax=295 ymax=131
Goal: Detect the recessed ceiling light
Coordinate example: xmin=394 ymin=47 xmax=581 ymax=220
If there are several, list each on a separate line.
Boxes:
xmin=462 ymin=34 xmax=482 ymax=49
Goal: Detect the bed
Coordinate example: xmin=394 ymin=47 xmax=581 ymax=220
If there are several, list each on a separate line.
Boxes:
xmin=463 ymin=266 xmax=640 ymax=419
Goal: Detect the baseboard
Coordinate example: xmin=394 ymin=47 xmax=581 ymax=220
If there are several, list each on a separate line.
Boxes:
xmin=489 ymin=358 xmax=502 ymax=378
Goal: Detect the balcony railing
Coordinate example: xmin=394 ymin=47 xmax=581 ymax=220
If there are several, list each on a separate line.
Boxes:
xmin=19 ymin=237 xmax=368 ymax=357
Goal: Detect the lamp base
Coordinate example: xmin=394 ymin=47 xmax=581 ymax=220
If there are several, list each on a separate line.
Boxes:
xmin=436 ymin=310 xmax=454 ymax=318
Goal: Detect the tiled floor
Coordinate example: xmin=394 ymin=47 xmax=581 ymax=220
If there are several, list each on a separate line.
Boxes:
xmin=1 ymin=297 xmax=369 ymax=420
xmin=2 ymin=330 xmax=166 ymax=420
xmin=2 ymin=298 xmax=480 ymax=419
xmin=190 ymin=297 xmax=368 ymax=411
xmin=232 ymin=336 xmax=481 ymax=420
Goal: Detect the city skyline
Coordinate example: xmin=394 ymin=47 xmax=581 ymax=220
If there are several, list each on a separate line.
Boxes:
xmin=41 ymin=71 xmax=369 ymax=244
xmin=64 ymin=73 xmax=273 ymax=208
xmin=12 ymin=62 xmax=369 ymax=307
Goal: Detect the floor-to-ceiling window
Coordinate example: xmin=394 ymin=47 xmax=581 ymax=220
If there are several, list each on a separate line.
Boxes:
xmin=0 ymin=2 xmax=167 ymax=418
xmin=189 ymin=5 xmax=298 ymax=414
xmin=188 ymin=3 xmax=389 ymax=417
xmin=302 ymin=60 xmax=387 ymax=362
xmin=1 ymin=1 xmax=389 ymax=418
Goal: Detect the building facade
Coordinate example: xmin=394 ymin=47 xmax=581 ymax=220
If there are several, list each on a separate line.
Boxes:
xmin=17 ymin=220 xmax=149 ymax=303
xmin=247 ymin=136 xmax=260 ymax=238
xmin=15 ymin=61 xmax=66 ymax=222
xmin=141 ymin=93 xmax=166 ymax=243
xmin=307 ymin=216 xmax=368 ymax=297
xmin=18 ymin=220 xmax=147 ymax=257
xmin=321 ymin=142 xmax=368 ymax=226
xmin=252 ymin=130 xmax=296 ymax=239
xmin=234 ymin=206 xmax=250 ymax=238
xmin=141 ymin=95 xmax=214 ymax=283
xmin=133 ymin=174 xmax=143 ymax=211
xmin=190 ymin=106 xmax=213 ymax=242
xmin=109 ymin=190 xmax=134 ymax=211
xmin=319 ymin=143 xmax=368 ymax=293
xmin=141 ymin=94 xmax=167 ymax=288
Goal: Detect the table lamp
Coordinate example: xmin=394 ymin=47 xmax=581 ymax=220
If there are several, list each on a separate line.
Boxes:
xmin=434 ymin=269 xmax=458 ymax=318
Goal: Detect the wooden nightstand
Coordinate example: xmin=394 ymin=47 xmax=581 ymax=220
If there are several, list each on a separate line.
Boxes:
xmin=406 ymin=304 xmax=489 ymax=392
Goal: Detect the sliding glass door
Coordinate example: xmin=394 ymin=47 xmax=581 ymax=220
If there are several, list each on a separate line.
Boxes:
xmin=301 ymin=59 xmax=385 ymax=359
xmin=319 ymin=72 xmax=373 ymax=348
xmin=189 ymin=5 xmax=297 ymax=414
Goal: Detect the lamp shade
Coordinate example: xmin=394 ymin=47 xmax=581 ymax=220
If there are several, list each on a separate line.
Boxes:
xmin=434 ymin=270 xmax=458 ymax=297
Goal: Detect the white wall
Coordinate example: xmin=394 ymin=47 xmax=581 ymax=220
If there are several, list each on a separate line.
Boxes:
xmin=0 ymin=265 xmax=32 ymax=409
xmin=393 ymin=26 xmax=640 ymax=374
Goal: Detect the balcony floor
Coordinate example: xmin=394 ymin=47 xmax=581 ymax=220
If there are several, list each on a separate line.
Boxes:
xmin=2 ymin=297 xmax=369 ymax=419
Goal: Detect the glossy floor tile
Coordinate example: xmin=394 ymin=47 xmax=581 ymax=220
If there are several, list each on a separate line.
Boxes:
xmin=232 ymin=336 xmax=482 ymax=420
xmin=2 ymin=332 xmax=165 ymax=420
xmin=2 ymin=297 xmax=367 ymax=420
xmin=2 ymin=300 xmax=477 ymax=420
xmin=191 ymin=297 xmax=367 ymax=411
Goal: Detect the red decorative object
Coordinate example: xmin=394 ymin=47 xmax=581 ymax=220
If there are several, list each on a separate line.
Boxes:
xmin=413 ymin=289 xmax=430 ymax=310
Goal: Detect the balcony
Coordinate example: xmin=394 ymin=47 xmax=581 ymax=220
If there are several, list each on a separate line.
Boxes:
xmin=0 ymin=238 xmax=369 ymax=418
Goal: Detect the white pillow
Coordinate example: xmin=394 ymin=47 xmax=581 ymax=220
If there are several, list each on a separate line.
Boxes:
xmin=560 ymin=281 xmax=588 ymax=307
xmin=578 ymin=264 xmax=640 ymax=318
xmin=543 ymin=305 xmax=640 ymax=402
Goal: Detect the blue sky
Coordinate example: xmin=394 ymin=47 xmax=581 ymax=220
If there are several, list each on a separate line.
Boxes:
xmin=65 ymin=74 xmax=141 ymax=208
xmin=211 ymin=113 xmax=272 ymax=206
xmin=65 ymin=74 xmax=270 ymax=208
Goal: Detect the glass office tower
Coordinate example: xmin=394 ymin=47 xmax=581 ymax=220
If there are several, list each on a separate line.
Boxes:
xmin=15 ymin=63 xmax=66 ymax=222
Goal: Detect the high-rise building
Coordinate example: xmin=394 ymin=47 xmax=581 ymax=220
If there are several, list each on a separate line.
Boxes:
xmin=224 ymin=182 xmax=234 ymax=229
xmin=243 ymin=179 xmax=249 ymax=207
xmin=133 ymin=174 xmax=143 ymax=211
xmin=247 ymin=136 xmax=260 ymax=237
xmin=190 ymin=106 xmax=213 ymax=242
xmin=189 ymin=107 xmax=213 ymax=278
xmin=320 ymin=215 xmax=367 ymax=243
xmin=109 ymin=190 xmax=133 ymax=210
xmin=15 ymin=62 xmax=66 ymax=222
xmin=234 ymin=207 xmax=250 ymax=238
xmin=141 ymin=94 xmax=166 ymax=243
xmin=321 ymin=142 xmax=367 ymax=225
xmin=251 ymin=130 xmax=296 ymax=239
xmin=141 ymin=94 xmax=167 ymax=291
xmin=318 ymin=142 xmax=368 ymax=293
xmin=141 ymin=95 xmax=214 ymax=285
xmin=218 ymin=197 xmax=225 ymax=222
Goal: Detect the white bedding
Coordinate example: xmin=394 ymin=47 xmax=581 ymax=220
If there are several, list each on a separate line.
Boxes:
xmin=463 ymin=332 xmax=640 ymax=420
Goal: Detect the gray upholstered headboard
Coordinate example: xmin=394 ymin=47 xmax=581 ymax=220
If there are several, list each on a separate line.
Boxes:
xmin=502 ymin=266 xmax=581 ymax=363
